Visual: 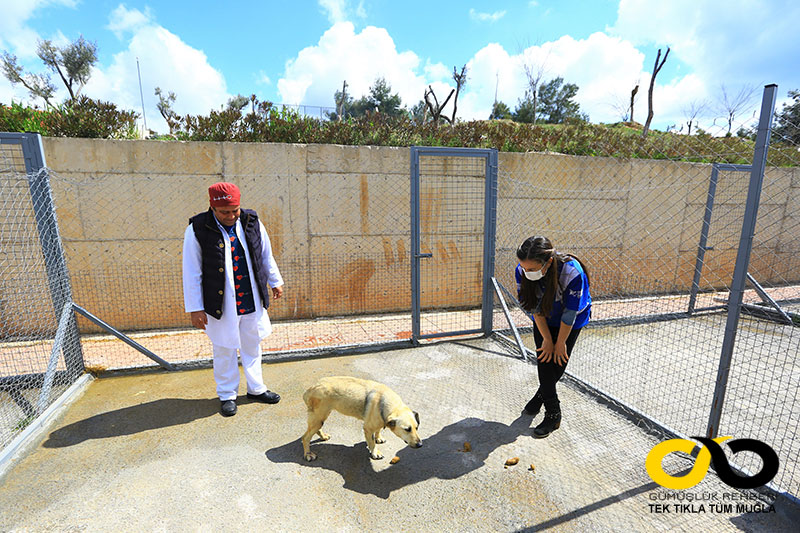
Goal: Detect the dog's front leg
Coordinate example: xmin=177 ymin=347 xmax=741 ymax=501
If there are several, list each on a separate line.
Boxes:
xmin=364 ymin=427 xmax=383 ymax=459
xmin=373 ymin=428 xmax=386 ymax=444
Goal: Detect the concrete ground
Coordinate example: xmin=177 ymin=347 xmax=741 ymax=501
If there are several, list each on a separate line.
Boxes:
xmin=0 ymin=337 xmax=795 ymax=532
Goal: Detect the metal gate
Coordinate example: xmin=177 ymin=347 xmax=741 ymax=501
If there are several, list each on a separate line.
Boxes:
xmin=410 ymin=146 xmax=498 ymax=343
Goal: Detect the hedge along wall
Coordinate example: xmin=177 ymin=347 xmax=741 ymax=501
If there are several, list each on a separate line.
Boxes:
xmin=19 ymin=138 xmax=800 ymax=333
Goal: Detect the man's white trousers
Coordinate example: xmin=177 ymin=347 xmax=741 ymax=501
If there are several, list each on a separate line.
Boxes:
xmin=211 ymin=315 xmax=268 ymax=401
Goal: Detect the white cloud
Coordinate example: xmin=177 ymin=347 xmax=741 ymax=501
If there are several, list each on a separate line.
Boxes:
xmin=277 ymin=22 xmax=448 ymax=109
xmin=469 ymin=9 xmax=507 ymax=23
xmin=256 ymin=71 xmax=272 ymax=86
xmin=107 ymin=4 xmax=153 ymax=39
xmin=609 ymin=0 xmax=800 ymax=109
xmin=456 ymin=33 xmax=648 ymax=123
xmin=81 ymin=5 xmax=228 ymax=134
xmin=0 ymin=0 xmax=77 ymax=105
xmin=318 ymin=0 xmax=366 ymax=25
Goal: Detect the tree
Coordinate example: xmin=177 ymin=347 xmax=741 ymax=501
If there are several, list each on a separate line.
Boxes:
xmin=1 ymin=52 xmax=56 ymax=108
xmin=489 ymin=101 xmax=512 ymax=120
xmin=630 ymin=83 xmax=639 ymax=123
xmin=518 ymin=41 xmax=549 ymax=124
xmin=410 ymin=99 xmax=428 ymax=123
xmin=155 ymin=87 xmax=179 ymax=134
xmin=512 ymin=91 xmax=536 ymax=123
xmin=450 ymin=64 xmax=468 ymax=123
xmin=641 ymin=47 xmax=670 ymax=138
xmin=424 ymin=84 xmax=454 ymax=124
xmin=329 ymin=77 xmax=404 ymax=119
xmin=37 ymin=37 xmax=97 ymax=101
xmin=537 ymin=77 xmax=586 ymax=124
xmin=2 ymin=35 xmax=97 ymax=107
xmin=718 ymin=84 xmax=757 ymax=135
xmin=225 ymin=94 xmax=249 ymax=112
xmin=773 ymin=89 xmax=800 ymax=144
xmin=681 ymin=100 xmax=706 ymax=135
xmin=367 ymin=77 xmax=403 ymax=116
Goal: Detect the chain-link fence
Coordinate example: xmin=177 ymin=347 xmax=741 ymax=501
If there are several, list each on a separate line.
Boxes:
xmin=0 ymin=133 xmax=84 ymax=456
xmin=492 ymin=86 xmax=800 ymax=502
xmin=1 ymin=85 xmax=798 ymax=507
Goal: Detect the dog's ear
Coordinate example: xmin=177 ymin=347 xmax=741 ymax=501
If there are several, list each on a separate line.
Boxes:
xmin=386 ymin=419 xmax=396 ymax=429
xmin=414 ymin=411 xmax=420 ymax=427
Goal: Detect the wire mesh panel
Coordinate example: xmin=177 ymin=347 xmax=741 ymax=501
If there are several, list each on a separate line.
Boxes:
xmin=0 ymin=133 xmax=83 ymax=455
xmin=411 ymin=148 xmax=496 ymax=341
xmin=43 ymin=141 xmax=415 ymax=370
xmin=716 ymin=122 xmax=800 ymax=498
xmin=492 ymin=86 xmax=800 ymax=501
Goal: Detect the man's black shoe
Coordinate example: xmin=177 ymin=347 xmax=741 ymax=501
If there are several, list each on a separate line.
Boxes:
xmin=247 ymin=390 xmax=281 ymax=404
xmin=220 ymin=399 xmax=237 ymax=416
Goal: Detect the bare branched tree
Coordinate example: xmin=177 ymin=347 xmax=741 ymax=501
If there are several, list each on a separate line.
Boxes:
xmin=718 ymin=84 xmax=757 ymax=135
xmin=630 ymin=83 xmax=639 ymax=123
xmin=682 ymin=99 xmax=707 ymax=135
xmin=424 ymin=85 xmax=455 ymax=124
xmin=336 ymin=80 xmax=348 ymax=120
xmin=608 ymin=93 xmax=630 ymax=122
xmin=641 ymin=47 xmax=670 ymax=138
xmin=518 ymin=41 xmax=549 ymax=124
xmin=450 ymin=64 xmax=468 ymax=123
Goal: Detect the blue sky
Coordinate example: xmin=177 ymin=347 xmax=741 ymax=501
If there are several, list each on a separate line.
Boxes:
xmin=1 ymin=0 xmax=798 ymax=135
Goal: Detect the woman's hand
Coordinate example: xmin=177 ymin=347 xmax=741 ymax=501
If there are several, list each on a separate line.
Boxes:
xmin=553 ymin=340 xmax=569 ymax=366
xmin=536 ymin=337 xmax=555 ymax=363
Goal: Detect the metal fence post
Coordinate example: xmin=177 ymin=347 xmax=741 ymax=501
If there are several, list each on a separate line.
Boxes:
xmin=481 ymin=149 xmax=499 ymax=335
xmin=410 ymin=146 xmax=422 ymax=344
xmin=22 ymin=133 xmax=85 ymax=376
xmin=705 ymin=84 xmax=778 ymax=438
xmin=688 ymin=164 xmax=719 ymax=314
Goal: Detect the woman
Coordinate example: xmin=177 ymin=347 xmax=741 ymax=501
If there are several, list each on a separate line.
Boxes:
xmin=515 ymin=235 xmax=591 ymax=438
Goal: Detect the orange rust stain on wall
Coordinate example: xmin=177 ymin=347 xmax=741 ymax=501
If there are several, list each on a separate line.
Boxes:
xmin=447 ymin=241 xmax=461 ymax=260
xmin=382 ymin=238 xmax=395 ymax=266
xmin=420 ymin=186 xmax=442 ymax=234
xmin=345 ymin=258 xmax=376 ymax=309
xmin=396 ymin=239 xmax=407 ymax=264
xmin=360 ymin=174 xmax=369 ymax=235
xmin=436 ymin=242 xmax=450 ymax=262
xmin=260 ymin=206 xmax=284 ymax=258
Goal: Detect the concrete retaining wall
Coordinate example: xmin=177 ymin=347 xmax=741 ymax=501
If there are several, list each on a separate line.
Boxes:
xmin=7 ymin=138 xmax=797 ymax=333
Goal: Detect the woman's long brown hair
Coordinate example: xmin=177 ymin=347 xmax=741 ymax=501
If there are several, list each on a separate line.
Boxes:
xmin=516 ymin=236 xmax=590 ymax=317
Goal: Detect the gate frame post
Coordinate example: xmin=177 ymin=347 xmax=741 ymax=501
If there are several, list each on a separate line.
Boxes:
xmin=20 ymin=133 xmax=85 ymax=376
xmin=705 ymin=84 xmax=778 ymax=438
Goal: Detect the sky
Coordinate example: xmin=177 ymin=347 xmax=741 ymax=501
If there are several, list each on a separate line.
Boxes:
xmin=1 ymin=0 xmax=798 ymax=135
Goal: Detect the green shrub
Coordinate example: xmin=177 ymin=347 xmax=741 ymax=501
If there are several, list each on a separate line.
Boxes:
xmin=45 ymin=96 xmax=139 ymax=139
xmin=0 ymin=101 xmax=50 ymax=134
xmin=0 ymin=97 xmax=139 ymax=139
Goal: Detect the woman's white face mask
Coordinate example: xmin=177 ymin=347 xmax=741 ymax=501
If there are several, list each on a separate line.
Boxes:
xmin=521 ymin=257 xmax=551 ymax=281
xmin=523 ymin=268 xmax=545 ymax=281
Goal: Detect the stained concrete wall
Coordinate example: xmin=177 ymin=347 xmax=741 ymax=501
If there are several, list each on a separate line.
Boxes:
xmin=6 ymin=138 xmax=797 ymax=333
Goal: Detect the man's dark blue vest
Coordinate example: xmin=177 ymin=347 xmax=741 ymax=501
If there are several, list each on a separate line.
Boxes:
xmin=189 ymin=208 xmax=271 ymax=318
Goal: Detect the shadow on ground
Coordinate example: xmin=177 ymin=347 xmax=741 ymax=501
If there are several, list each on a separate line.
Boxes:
xmin=42 ymin=398 xmax=219 ymax=447
xmin=266 ymin=414 xmax=533 ymax=499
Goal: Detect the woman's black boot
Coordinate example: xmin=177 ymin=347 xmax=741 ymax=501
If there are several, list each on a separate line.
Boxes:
xmin=533 ymin=411 xmax=561 ymax=438
xmin=533 ymin=399 xmax=561 ymax=438
xmin=523 ymin=391 xmax=544 ymax=416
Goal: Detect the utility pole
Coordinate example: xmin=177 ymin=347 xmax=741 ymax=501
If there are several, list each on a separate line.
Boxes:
xmin=136 ymin=57 xmax=147 ymax=136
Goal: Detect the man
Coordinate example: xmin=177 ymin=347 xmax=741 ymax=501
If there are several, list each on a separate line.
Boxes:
xmin=182 ymin=182 xmax=284 ymax=416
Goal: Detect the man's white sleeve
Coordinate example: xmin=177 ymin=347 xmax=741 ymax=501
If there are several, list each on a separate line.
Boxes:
xmin=259 ymin=221 xmax=284 ymax=288
xmin=182 ymin=224 xmax=205 ymax=312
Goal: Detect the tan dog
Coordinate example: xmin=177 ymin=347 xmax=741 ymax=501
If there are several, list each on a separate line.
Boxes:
xmin=302 ymin=376 xmax=422 ymax=461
